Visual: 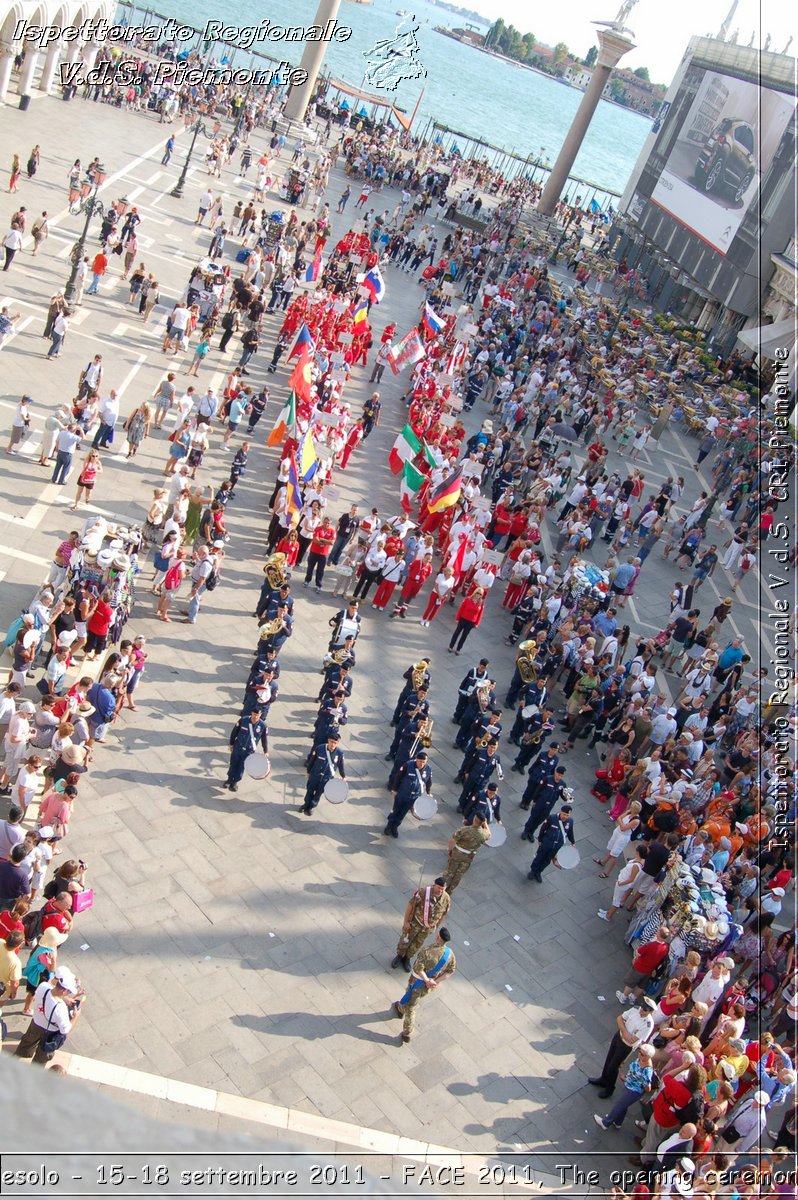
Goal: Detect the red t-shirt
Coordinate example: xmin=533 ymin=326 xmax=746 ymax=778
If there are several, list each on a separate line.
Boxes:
xmin=87 ymin=599 xmax=112 ymax=636
xmin=309 ymin=526 xmax=335 ymax=558
xmin=632 ymin=939 xmax=668 ymax=975
xmin=455 ymin=595 xmax=484 ymax=626
xmin=41 ymin=904 xmax=70 ymax=934
xmin=0 ymin=910 xmax=24 ymax=947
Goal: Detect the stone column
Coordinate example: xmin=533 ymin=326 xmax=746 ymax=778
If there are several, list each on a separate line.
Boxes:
xmin=82 ymin=42 xmax=101 ymax=73
xmin=283 ymin=0 xmax=342 ymax=123
xmin=17 ymin=47 xmax=40 ymax=94
xmin=39 ymin=40 xmax=63 ymax=94
xmin=538 ymin=28 xmax=635 ymax=216
xmin=0 ymin=45 xmax=14 ymax=103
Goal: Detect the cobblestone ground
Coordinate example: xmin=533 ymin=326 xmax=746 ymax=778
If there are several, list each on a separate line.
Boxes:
xmin=0 ymin=88 xmax=765 ymax=1164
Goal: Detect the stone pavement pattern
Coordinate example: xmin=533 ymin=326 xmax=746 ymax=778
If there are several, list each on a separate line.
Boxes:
xmin=0 ymin=90 xmax=765 ymax=1162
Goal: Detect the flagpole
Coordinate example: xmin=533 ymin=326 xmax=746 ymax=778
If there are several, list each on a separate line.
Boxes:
xmin=408 ymin=84 xmax=425 ymax=132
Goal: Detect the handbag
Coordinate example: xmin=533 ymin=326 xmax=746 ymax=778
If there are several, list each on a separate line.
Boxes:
xmin=72 ymin=888 xmax=94 ymax=914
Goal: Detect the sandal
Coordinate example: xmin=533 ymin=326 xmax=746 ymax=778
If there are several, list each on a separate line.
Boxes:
xmin=599 ymin=872 xmax=609 ymax=879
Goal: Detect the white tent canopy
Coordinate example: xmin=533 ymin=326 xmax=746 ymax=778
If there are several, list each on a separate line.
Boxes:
xmin=736 ymin=316 xmax=797 ymax=359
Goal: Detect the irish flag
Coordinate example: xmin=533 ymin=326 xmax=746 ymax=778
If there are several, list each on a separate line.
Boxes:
xmin=399 ymin=460 xmax=424 ymax=513
xmin=266 ymin=390 xmax=296 ymax=447
xmin=388 ymin=422 xmax=423 ymax=475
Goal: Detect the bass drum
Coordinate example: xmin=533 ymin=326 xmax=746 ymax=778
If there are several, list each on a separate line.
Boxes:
xmin=412 ymin=793 xmax=438 ymax=820
xmin=486 ymin=823 xmax=507 ymax=848
xmin=244 ymin=753 xmax=271 ymax=780
xmin=324 ymin=777 xmax=349 ymax=804
xmin=556 ymin=844 xmax=580 ymax=870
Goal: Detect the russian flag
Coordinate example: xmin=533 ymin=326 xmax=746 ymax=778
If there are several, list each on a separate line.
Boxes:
xmin=287 ymin=322 xmax=315 ymax=361
xmin=363 ymin=264 xmax=386 ymax=304
xmin=421 ymin=302 xmax=444 ymax=340
xmin=304 ymin=252 xmax=323 ymax=283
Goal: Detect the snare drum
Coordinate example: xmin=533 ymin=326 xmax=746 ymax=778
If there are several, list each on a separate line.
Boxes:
xmin=324 ymin=777 xmax=349 ymax=804
xmin=556 ymin=844 xmax=580 ymax=870
xmin=412 ymin=793 xmax=437 ymax=820
xmin=244 ymin=753 xmax=271 ymax=780
xmin=486 ymin=823 xmax=507 ymax=848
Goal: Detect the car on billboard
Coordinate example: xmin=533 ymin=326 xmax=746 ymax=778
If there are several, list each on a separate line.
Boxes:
xmin=693 ymin=118 xmax=756 ymax=204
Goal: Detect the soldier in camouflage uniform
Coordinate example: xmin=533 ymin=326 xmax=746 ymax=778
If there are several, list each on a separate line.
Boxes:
xmin=391 ymin=876 xmax=451 ymax=972
xmin=443 ymin=814 xmax=490 ymax=892
xmin=392 ymin=929 xmax=456 ymax=1042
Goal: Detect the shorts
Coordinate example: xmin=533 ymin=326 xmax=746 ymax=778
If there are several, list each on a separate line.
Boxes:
xmin=668 ymin=637 xmax=686 ymax=656
xmin=10 ymin=425 xmax=26 ymax=446
xmin=75 ymin=621 xmax=87 ymax=639
xmin=624 ymin=965 xmax=650 ymax=989
xmin=227 ymin=420 xmax=239 ymax=432
xmin=78 ymin=479 xmax=94 ymax=492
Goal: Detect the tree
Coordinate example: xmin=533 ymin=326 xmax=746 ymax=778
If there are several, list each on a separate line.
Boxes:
xmin=552 ymin=41 xmax=569 ymax=63
xmin=584 ymin=45 xmax=598 ymax=67
xmin=485 ymin=19 xmax=504 ymax=50
xmin=633 ymin=65 xmax=650 ymax=81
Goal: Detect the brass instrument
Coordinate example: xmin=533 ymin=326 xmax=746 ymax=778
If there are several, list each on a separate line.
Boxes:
xmin=258 ymin=616 xmax=285 ymax=640
xmin=323 ymin=647 xmax=349 ymax=669
xmin=516 ymin=639 xmax=539 ymax=684
xmin=410 ymin=718 xmax=434 ymax=758
xmin=475 ymin=679 xmax=491 ymax=711
xmin=262 ymin=551 xmax=288 ymax=589
xmin=411 ymin=660 xmax=430 ymax=692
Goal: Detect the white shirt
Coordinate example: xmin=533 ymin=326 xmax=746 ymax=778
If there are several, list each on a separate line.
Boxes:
xmin=99 ymin=395 xmax=119 ymax=426
xmin=30 ymin=981 xmax=72 ymax=1034
xmin=692 ymin=969 xmax=727 ymax=1008
xmin=620 ymin=1007 xmax=655 ymax=1048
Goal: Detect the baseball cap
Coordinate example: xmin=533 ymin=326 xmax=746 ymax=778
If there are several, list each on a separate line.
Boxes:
xmin=37 ymin=826 xmax=56 ymax=840
xmin=54 ymin=966 xmax=78 ymax=994
xmin=753 ymin=1090 xmax=769 ymax=1105
xmin=771 ymin=887 xmax=786 ymax=897
xmin=641 ymin=997 xmax=656 ymax=1010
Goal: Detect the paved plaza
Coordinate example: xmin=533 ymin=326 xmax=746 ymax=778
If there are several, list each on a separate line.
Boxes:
xmin=0 ymin=89 xmax=767 ymax=1170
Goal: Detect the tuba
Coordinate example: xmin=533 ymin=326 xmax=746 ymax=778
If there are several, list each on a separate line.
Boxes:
xmin=516 ymin=640 xmax=539 ymax=684
xmin=411 ymin=661 xmax=430 ymax=692
xmin=262 ymin=552 xmax=288 ymax=589
xmin=475 ymin=679 xmax=491 ymax=711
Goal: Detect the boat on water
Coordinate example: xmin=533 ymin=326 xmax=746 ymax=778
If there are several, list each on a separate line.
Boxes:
xmin=396 ymin=9 xmax=410 ymax=15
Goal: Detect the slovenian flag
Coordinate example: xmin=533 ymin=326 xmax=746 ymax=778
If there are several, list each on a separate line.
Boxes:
xmin=287 ymin=322 xmax=315 ymax=360
xmin=266 ymin=390 xmax=296 ymax=447
xmin=297 ymin=428 xmax=319 ymax=482
xmin=388 ymin=423 xmax=423 ymax=475
xmin=363 ymin=265 xmax=385 ymax=304
xmin=399 ymin=459 xmax=424 ymax=513
xmin=421 ymin=302 xmax=444 ymax=339
xmin=352 ymin=299 xmax=369 ymax=327
xmin=427 ymin=467 xmax=463 ymax=514
xmin=304 ymin=252 xmax=323 ymax=283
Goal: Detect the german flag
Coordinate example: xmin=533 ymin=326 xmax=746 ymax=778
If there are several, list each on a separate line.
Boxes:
xmin=427 ymin=467 xmax=463 ymax=514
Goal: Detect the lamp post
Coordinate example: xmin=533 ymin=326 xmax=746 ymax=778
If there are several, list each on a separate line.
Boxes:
xmin=64 ymin=164 xmax=106 ymax=304
xmin=171 ymin=116 xmax=208 ymax=199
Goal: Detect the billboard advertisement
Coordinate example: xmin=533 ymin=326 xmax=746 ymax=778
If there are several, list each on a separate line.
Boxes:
xmin=651 ymin=72 xmax=796 ymax=255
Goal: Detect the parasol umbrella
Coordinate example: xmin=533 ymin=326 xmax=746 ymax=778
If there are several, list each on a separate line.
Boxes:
xmin=551 ymin=422 xmax=578 ymax=442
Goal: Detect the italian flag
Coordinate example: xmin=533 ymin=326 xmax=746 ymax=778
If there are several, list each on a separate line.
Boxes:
xmin=388 ymin=422 xmax=423 ymax=474
xmin=266 ymin=390 xmax=296 ymax=448
xmin=400 ymin=460 xmax=424 ymax=513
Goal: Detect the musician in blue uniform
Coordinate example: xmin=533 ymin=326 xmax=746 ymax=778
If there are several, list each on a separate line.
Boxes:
xmin=520 ymin=767 xmax=568 ymax=841
xmin=527 ymin=803 xmax=575 ymax=882
xmin=225 ymin=707 xmax=269 ymax=792
xmin=519 ymin=743 xmax=561 ymax=807
xmin=384 ymin=750 xmax=433 ymax=839
xmin=452 ymin=658 xmax=490 ymax=723
xmin=302 ymin=732 xmax=346 ymax=815
xmin=462 ymin=780 xmax=502 ymax=826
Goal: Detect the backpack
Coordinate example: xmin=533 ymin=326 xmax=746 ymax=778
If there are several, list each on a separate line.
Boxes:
xmin=164 ymin=563 xmax=183 ymax=591
xmin=204 ymin=566 xmax=219 ymax=592
xmin=22 ymin=906 xmax=45 ymax=947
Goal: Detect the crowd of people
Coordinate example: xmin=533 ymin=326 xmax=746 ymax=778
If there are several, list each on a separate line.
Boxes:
xmin=0 ymin=34 xmax=795 ymax=1193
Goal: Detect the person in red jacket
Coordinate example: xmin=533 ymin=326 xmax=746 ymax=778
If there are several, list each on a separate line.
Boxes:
xmin=339 ymin=420 xmax=363 ymax=470
xmin=448 ymin=586 xmax=486 ymax=655
xmin=390 ymin=553 xmax=433 ymax=619
xmin=487 ymin=502 xmax=512 ymax=548
xmin=304 ymin=516 xmax=335 ymax=592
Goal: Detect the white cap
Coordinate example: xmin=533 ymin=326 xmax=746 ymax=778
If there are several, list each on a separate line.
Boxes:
xmin=54 ymin=966 xmax=78 ymax=994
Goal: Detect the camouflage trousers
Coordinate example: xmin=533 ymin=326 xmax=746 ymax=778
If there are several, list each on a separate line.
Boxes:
xmin=394 ymin=986 xmax=428 ymax=1039
xmin=396 ymin=924 xmax=431 ymax=960
xmin=443 ymin=848 xmax=474 ymax=892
